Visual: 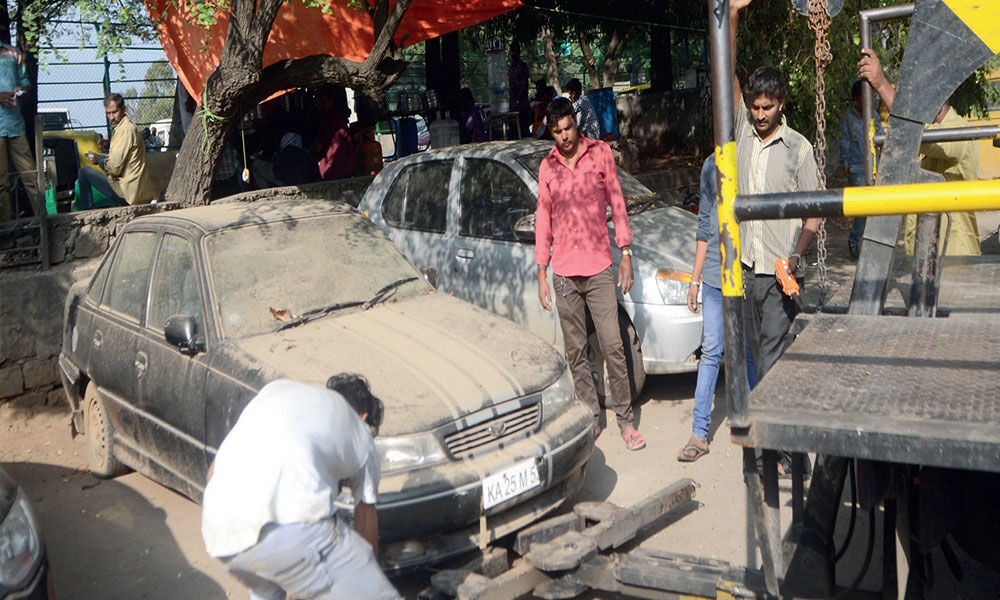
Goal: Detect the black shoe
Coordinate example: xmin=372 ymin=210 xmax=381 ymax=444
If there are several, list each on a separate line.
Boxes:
xmin=848 ymin=244 xmax=859 ymax=260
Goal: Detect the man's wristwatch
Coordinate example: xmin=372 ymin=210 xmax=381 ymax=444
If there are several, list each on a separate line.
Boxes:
xmin=621 ymin=247 xmax=632 ymax=257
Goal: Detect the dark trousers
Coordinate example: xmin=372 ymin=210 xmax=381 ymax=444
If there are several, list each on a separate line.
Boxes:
xmin=742 ymin=266 xmax=800 ymax=383
xmin=77 ymin=166 xmax=126 ymax=210
xmin=554 ymin=267 xmax=633 ymax=431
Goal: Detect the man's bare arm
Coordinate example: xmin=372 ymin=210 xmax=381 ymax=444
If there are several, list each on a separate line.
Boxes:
xmin=858 ymin=49 xmax=894 ymax=111
xmin=354 ymin=501 xmax=379 ymax=554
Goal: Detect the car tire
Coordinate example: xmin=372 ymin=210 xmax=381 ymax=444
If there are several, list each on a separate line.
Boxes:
xmin=587 ymin=311 xmax=646 ymax=403
xmin=83 ymin=382 xmax=129 ymax=479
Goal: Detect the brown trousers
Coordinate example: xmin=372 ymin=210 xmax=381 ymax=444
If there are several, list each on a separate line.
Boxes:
xmin=554 ymin=267 xmax=633 ymax=431
xmin=0 ymin=135 xmax=39 ymax=221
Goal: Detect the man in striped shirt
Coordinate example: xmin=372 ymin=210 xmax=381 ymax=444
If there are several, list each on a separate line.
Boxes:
xmin=735 ymin=66 xmax=820 ymax=385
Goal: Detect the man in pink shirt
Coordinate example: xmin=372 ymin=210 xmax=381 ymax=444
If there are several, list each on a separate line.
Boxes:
xmin=535 ymin=97 xmax=645 ymax=451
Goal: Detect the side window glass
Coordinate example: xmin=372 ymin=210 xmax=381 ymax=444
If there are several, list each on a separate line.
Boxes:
xmin=460 ymin=159 xmax=535 ymax=242
xmin=86 ymin=244 xmax=118 ymax=303
xmin=101 ymin=231 xmax=157 ymax=321
xmin=147 ymin=234 xmax=202 ymax=334
xmin=381 ymin=160 xmax=451 ymax=233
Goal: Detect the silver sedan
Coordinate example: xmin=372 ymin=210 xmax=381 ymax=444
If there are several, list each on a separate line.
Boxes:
xmin=358 ymin=140 xmax=703 ymax=397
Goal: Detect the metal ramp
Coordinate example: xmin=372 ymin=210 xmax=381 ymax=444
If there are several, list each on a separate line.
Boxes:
xmin=731 ymin=312 xmax=1000 ymax=472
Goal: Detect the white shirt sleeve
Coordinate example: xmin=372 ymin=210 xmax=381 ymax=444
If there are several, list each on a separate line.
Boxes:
xmin=353 ymin=440 xmax=380 ymax=505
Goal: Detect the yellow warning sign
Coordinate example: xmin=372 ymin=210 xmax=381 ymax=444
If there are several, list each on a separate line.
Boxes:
xmin=944 ymin=0 xmax=1000 ymax=54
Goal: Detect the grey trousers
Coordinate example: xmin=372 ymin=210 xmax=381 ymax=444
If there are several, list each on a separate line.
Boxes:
xmin=220 ymin=517 xmax=400 ymax=600
xmin=742 ymin=266 xmax=800 ymax=383
xmin=554 ymin=267 xmax=633 ymax=431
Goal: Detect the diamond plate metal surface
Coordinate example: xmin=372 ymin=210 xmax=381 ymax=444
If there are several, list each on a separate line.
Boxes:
xmin=736 ymin=313 xmax=1000 ymax=471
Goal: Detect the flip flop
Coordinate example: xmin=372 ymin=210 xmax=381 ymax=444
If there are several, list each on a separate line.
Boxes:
xmin=623 ymin=429 xmax=646 ymax=451
xmin=677 ymin=443 xmax=709 ymax=462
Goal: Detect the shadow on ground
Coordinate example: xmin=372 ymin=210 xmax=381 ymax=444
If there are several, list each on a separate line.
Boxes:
xmin=3 ymin=461 xmax=228 ymax=600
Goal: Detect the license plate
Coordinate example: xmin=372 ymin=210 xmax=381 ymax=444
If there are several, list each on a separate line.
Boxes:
xmin=482 ymin=459 xmax=541 ymax=510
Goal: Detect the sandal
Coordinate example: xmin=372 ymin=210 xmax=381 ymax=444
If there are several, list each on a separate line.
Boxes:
xmin=677 ymin=443 xmax=709 ymax=462
xmin=623 ymin=429 xmax=646 ymax=451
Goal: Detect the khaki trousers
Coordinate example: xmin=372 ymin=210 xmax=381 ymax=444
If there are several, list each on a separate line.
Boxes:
xmin=0 ymin=135 xmax=39 ymax=221
xmin=554 ymin=267 xmax=633 ymax=431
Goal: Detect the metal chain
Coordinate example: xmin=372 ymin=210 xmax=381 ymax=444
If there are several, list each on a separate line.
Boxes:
xmin=807 ymin=0 xmax=831 ymax=310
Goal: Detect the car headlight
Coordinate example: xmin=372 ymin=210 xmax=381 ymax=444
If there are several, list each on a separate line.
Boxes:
xmin=656 ymin=269 xmax=693 ymax=304
xmin=540 ymin=368 xmax=575 ymax=419
xmin=0 ymin=490 xmax=42 ymax=587
xmin=376 ymin=434 xmax=447 ymax=475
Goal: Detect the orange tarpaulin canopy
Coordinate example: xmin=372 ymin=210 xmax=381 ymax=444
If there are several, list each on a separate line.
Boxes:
xmin=146 ymin=0 xmax=522 ymax=103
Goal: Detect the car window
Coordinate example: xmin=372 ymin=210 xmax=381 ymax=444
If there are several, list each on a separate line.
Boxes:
xmin=87 ymin=243 xmax=118 ymax=304
xmin=147 ymin=234 xmax=202 ymax=334
xmin=206 ymin=214 xmax=428 ymax=340
xmin=382 ymin=160 xmax=451 ymax=233
xmin=460 ymin=158 xmax=535 ymax=242
xmin=101 ymin=231 xmax=157 ymax=321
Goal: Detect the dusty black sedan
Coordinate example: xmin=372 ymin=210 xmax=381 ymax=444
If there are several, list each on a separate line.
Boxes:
xmin=58 ymin=199 xmax=593 ymax=572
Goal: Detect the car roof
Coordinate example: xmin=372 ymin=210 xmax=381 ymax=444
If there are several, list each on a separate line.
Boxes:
xmin=124 ymin=198 xmax=357 ymax=235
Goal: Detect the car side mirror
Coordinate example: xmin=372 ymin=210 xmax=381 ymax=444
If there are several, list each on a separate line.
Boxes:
xmin=164 ymin=315 xmax=205 ymax=355
xmin=514 ymin=213 xmax=535 ymax=243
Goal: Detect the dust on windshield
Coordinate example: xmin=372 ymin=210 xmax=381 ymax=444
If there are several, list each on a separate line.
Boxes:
xmin=206 ymin=214 xmax=427 ymax=339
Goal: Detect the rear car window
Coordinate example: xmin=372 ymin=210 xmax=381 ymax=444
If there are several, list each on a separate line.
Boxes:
xmin=382 ymin=160 xmax=452 ymax=233
xmin=101 ymin=231 xmax=157 ymax=321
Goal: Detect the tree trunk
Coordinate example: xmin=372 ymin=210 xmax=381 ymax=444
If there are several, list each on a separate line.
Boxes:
xmin=541 ymin=26 xmax=561 ymax=95
xmin=649 ymin=26 xmax=673 ymax=92
xmin=0 ymin=3 xmax=10 ymax=45
xmin=165 ymin=0 xmax=412 ymax=206
xmin=601 ymin=27 xmax=633 ymax=88
xmin=578 ymin=35 xmax=600 ymax=91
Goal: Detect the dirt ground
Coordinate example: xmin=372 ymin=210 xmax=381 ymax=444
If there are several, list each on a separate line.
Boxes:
xmin=3 ymin=219 xmax=997 ymax=599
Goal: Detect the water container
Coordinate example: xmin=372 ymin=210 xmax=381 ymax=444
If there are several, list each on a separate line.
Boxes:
xmin=486 ymin=47 xmax=509 ymax=114
xmin=398 ymin=117 xmax=419 ymax=158
xmin=429 ymin=117 xmax=460 ymax=149
xmin=587 ymin=88 xmax=619 ymax=140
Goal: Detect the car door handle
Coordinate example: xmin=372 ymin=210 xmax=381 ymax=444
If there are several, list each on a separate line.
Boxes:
xmin=92 ymin=331 xmax=102 ymax=349
xmin=456 ymin=249 xmax=475 ymax=260
xmin=134 ymin=352 xmax=147 ymax=378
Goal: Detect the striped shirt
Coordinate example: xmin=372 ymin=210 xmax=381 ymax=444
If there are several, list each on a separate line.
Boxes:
xmin=735 ymin=100 xmax=819 ymax=274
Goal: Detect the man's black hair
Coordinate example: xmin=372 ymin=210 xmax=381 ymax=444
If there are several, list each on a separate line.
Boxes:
xmin=326 ymin=373 xmax=384 ymax=435
xmin=851 ymin=79 xmax=863 ymax=100
xmin=744 ymin=66 xmax=787 ymax=103
xmin=105 ymin=93 xmax=125 ymax=110
xmin=546 ymin=96 xmax=575 ymax=126
xmin=565 ymin=78 xmax=583 ymax=96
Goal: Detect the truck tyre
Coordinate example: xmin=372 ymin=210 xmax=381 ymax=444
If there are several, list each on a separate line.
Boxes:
xmin=83 ymin=382 xmax=129 ymax=479
xmin=587 ymin=311 xmax=645 ymax=403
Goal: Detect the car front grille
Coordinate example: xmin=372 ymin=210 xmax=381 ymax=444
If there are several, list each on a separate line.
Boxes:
xmin=444 ymin=401 xmax=541 ymax=458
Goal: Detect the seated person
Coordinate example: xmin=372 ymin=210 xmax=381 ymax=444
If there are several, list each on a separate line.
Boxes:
xmin=457 ymin=87 xmax=486 ymax=144
xmin=78 ymin=93 xmax=156 ymax=208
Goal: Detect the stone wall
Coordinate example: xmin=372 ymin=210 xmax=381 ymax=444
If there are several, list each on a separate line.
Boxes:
xmin=0 ymin=177 xmax=375 ymax=407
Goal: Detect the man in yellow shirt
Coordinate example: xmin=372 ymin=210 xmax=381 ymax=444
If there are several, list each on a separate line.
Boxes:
xmin=858 ymin=49 xmax=981 ymax=255
xmin=77 ymin=93 xmax=157 ymax=209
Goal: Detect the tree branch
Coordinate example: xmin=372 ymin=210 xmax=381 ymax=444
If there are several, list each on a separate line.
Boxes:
xmin=256 ymin=53 xmax=408 ymax=102
xmin=364 ymin=0 xmax=413 ymax=69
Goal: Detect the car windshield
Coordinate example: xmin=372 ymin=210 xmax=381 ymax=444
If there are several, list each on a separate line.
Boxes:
xmin=515 ymin=150 xmax=658 ymax=204
xmin=206 ymin=214 xmax=427 ymax=339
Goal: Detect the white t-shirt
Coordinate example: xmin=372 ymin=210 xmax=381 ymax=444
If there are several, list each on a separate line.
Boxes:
xmin=201 ymin=379 xmax=380 ymax=558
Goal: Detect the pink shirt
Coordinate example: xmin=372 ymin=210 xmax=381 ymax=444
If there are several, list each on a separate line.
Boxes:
xmin=535 ymin=137 xmax=632 ymax=277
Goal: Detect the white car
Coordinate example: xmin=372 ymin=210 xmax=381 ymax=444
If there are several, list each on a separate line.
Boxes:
xmin=358 ymin=140 xmax=703 ymax=397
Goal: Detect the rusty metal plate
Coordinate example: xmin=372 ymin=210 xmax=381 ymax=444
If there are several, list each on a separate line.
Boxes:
xmin=734 ymin=313 xmax=1000 ymax=472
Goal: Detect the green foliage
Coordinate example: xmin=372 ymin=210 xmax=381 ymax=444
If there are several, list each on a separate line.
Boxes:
xmin=122 ymin=60 xmax=175 ymax=127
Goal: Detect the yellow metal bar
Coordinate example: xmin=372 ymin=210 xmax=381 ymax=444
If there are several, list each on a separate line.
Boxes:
xmin=842 ymin=179 xmax=1000 ymax=217
xmin=715 ymin=141 xmax=742 ymax=297
xmin=867 ymin=117 xmax=879 ymax=182
xmin=943 ymin=0 xmax=1000 ymax=54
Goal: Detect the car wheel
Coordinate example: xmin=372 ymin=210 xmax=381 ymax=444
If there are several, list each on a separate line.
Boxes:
xmin=587 ymin=311 xmax=645 ymax=403
xmin=83 ymin=382 xmax=128 ymax=478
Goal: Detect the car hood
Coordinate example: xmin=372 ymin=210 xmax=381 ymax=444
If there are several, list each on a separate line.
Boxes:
xmin=614 ymin=206 xmax=698 ymax=270
xmin=230 ymin=294 xmax=566 ymax=437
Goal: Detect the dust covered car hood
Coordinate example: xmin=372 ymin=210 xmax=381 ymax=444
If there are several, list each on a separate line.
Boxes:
xmin=232 ymin=294 xmax=566 ymax=437
xmin=614 ymin=205 xmax=698 ymax=270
